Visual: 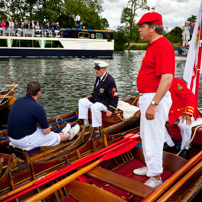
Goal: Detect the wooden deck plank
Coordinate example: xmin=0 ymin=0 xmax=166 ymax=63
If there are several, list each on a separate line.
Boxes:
xmin=87 ymin=166 xmax=155 ymax=198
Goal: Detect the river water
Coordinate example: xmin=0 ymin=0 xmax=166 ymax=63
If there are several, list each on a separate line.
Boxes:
xmin=0 ymin=51 xmax=202 ymax=200
xmin=0 ymin=50 xmax=201 ymax=125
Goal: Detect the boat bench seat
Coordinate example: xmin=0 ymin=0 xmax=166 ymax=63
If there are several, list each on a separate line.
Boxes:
xmin=87 ymin=166 xmax=155 ymax=198
xmin=88 ymin=109 xmax=123 ymax=123
xmin=9 ymin=142 xmax=41 ymax=154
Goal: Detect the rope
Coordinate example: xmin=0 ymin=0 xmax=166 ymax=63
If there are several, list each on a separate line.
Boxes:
xmin=176 ymin=124 xmax=202 ymax=156
xmin=117 ymin=113 xmax=124 ymax=121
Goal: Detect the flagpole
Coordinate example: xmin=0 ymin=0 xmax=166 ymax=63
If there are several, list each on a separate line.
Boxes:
xmin=195 ymin=18 xmax=202 ymax=109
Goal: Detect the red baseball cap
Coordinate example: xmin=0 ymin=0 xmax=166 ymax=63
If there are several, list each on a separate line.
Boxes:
xmin=137 ymin=12 xmax=163 ymax=25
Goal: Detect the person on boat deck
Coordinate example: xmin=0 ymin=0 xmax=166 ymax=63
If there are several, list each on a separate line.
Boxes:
xmin=178 ymin=46 xmax=184 ymax=55
xmin=78 ymin=61 xmax=119 ymax=128
xmin=133 ymin=12 xmax=175 ymax=188
xmin=8 ymin=81 xmax=80 ymax=148
xmin=164 ymin=77 xmax=199 ymax=159
xmin=45 ymin=21 xmax=50 ymax=30
xmin=75 ymin=13 xmax=81 ymax=28
xmin=182 ymin=22 xmax=190 ymax=46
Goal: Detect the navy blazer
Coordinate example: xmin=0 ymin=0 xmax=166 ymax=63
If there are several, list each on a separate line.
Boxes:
xmin=88 ymin=72 xmax=119 ymax=112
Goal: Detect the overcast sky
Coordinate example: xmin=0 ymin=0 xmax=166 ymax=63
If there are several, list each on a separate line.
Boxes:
xmin=102 ymin=0 xmax=201 ymax=31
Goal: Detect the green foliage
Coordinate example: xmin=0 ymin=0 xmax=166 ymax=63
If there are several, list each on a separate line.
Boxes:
xmin=164 ymin=26 xmax=182 ymax=44
xmin=120 ymin=0 xmax=154 ymax=48
xmin=101 ymin=18 xmax=109 ymax=30
xmin=187 ymin=15 xmax=197 ymax=23
xmin=130 ymin=44 xmax=147 ymax=50
xmin=114 ymin=26 xmax=128 ymax=50
xmin=0 ymin=0 xmax=106 ymax=29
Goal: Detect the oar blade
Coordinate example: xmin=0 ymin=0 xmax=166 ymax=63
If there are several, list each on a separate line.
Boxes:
xmin=100 ymin=139 xmax=139 ymax=163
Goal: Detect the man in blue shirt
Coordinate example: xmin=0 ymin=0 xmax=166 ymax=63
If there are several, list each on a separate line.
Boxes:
xmin=8 ymin=81 xmax=80 ymax=148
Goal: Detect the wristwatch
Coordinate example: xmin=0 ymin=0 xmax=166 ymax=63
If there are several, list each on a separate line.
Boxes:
xmin=151 ymin=100 xmax=158 ymax=106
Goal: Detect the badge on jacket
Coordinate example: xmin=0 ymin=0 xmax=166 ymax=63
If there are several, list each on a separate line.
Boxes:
xmin=100 ymin=88 xmax=104 ymax=93
xmin=177 ymin=83 xmax=183 ymax=91
xmin=111 ymin=87 xmax=119 ymax=97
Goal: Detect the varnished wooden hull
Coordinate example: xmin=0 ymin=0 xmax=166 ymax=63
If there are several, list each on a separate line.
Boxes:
xmin=9 ymin=145 xmax=202 ymax=202
xmin=8 ymin=126 xmax=201 ymax=202
xmin=0 ymin=97 xmax=140 ymax=197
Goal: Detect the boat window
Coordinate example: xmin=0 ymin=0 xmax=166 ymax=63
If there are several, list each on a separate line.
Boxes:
xmin=96 ymin=33 xmax=103 ymax=39
xmin=33 ymin=40 xmax=41 ymax=47
xmin=11 ymin=39 xmax=20 ymax=47
xmin=20 ymin=40 xmax=33 ymax=47
xmin=91 ymin=33 xmax=95 ymax=39
xmin=78 ymin=32 xmax=89 ymax=38
xmin=44 ymin=40 xmax=63 ymax=48
xmin=11 ymin=39 xmax=41 ymax=47
xmin=0 ymin=39 xmax=8 ymax=47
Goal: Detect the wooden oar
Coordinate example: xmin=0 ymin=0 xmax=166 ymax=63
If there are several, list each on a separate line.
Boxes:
xmin=143 ymin=150 xmax=202 ymax=202
xmin=24 ymin=139 xmax=139 ymax=202
xmin=34 ymin=133 xmax=139 ymax=186
xmin=0 ymin=170 xmax=57 ymax=201
xmin=3 ymin=134 xmax=139 ymax=202
xmin=156 ymin=160 xmax=202 ymax=201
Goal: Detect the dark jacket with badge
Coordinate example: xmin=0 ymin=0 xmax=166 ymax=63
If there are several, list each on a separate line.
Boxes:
xmin=169 ymin=77 xmax=199 ymax=124
xmin=88 ymin=72 xmax=119 ymax=113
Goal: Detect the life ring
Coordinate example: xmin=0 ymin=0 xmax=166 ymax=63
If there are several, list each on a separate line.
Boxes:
xmin=81 ymin=42 xmax=87 ymax=49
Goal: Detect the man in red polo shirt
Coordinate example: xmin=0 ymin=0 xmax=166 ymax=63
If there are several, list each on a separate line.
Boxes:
xmin=133 ymin=12 xmax=175 ymax=188
xmin=164 ymin=77 xmax=199 ymax=159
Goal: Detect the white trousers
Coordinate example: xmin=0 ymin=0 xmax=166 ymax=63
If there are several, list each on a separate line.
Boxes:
xmin=139 ymin=92 xmax=172 ymax=177
xmin=165 ymin=116 xmax=195 ymax=150
xmin=9 ymin=129 xmax=61 ymax=148
xmin=78 ymin=98 xmax=107 ymax=127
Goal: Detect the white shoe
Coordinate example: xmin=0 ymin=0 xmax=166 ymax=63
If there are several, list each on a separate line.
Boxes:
xmin=144 ymin=177 xmax=162 ymax=188
xmin=68 ymin=125 xmax=80 ymax=140
xmin=133 ymin=167 xmax=147 ymax=175
xmin=62 ymin=123 xmax=71 ymax=135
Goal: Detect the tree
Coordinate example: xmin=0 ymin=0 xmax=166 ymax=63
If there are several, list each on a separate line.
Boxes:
xmin=164 ymin=26 xmax=182 ymax=44
xmin=187 ymin=15 xmax=197 ymax=23
xmin=63 ymin=0 xmax=104 ymax=29
xmin=114 ymin=26 xmax=128 ymax=50
xmin=120 ymin=0 xmax=154 ymax=49
xmin=1 ymin=0 xmax=105 ymax=29
xmin=101 ymin=17 xmax=109 ymax=30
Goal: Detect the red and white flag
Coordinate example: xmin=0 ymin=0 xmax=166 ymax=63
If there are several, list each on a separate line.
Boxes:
xmin=183 ymin=0 xmax=202 ymax=107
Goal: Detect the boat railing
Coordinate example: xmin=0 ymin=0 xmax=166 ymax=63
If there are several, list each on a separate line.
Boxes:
xmin=0 ymin=28 xmax=61 ymax=38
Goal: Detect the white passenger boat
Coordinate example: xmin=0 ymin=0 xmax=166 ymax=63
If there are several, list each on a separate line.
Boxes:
xmin=0 ymin=28 xmax=114 ymax=58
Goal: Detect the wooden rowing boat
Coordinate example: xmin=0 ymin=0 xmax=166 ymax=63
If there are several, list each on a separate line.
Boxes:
xmin=0 ymin=84 xmax=18 ymax=111
xmin=3 ymin=130 xmax=201 ymax=202
xmin=0 ymin=96 xmax=140 ymax=197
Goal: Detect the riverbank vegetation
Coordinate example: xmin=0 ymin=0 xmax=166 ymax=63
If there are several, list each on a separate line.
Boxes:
xmin=0 ymin=0 xmax=108 ymax=30
xmin=115 ymin=0 xmax=196 ymax=50
xmin=0 ymin=0 xmax=196 ymax=51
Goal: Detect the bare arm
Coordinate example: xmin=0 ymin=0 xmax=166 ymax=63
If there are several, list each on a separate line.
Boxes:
xmin=42 ymin=127 xmax=51 ymax=134
xmin=146 ymin=73 xmax=173 ymax=120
